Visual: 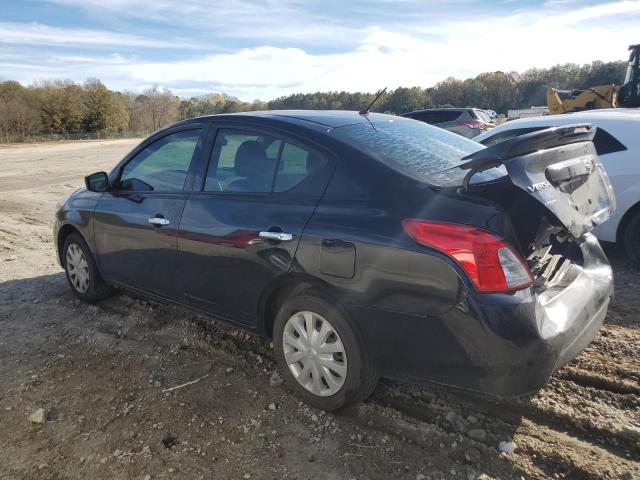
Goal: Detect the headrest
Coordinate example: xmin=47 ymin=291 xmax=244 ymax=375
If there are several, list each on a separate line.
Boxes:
xmin=234 ymin=141 xmax=269 ymax=178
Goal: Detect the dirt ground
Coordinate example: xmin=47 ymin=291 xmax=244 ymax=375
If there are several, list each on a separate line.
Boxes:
xmin=0 ymin=139 xmax=638 ymax=480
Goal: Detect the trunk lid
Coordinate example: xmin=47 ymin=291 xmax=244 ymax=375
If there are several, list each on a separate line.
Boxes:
xmin=458 ymin=124 xmax=615 ymax=239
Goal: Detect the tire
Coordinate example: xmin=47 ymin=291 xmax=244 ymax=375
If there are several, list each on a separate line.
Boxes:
xmin=62 ymin=232 xmax=112 ymax=302
xmin=272 ymin=293 xmax=378 ymax=411
xmin=623 ymin=212 xmax=640 ymax=264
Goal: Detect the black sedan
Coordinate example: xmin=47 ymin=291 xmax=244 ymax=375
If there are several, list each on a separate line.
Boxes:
xmin=54 ymin=111 xmax=614 ymax=411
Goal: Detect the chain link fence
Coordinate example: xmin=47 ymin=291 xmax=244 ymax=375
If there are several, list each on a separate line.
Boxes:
xmin=1 ymin=130 xmax=150 ymax=144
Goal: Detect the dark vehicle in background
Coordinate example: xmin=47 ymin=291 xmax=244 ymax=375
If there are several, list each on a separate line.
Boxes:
xmin=402 ymin=107 xmax=494 ymax=138
xmin=54 ymin=111 xmax=614 ymax=411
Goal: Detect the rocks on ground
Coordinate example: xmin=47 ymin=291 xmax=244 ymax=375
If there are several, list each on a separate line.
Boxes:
xmin=29 ymin=408 xmax=48 ymax=424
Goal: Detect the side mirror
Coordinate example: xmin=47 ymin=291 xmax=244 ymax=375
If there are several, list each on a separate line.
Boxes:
xmin=85 ymin=171 xmax=110 ymax=192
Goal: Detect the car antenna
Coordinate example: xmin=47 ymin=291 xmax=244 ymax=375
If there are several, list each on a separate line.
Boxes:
xmin=359 ymin=87 xmax=387 ymax=116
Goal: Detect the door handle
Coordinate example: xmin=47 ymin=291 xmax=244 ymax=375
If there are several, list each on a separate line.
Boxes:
xmin=148 ymin=217 xmax=170 ymax=226
xmin=259 ymin=231 xmax=293 ymax=242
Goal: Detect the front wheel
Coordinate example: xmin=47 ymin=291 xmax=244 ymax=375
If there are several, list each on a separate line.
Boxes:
xmin=272 ymin=293 xmax=378 ymax=411
xmin=623 ymin=211 xmax=640 ymax=264
xmin=62 ymin=232 xmax=112 ymax=302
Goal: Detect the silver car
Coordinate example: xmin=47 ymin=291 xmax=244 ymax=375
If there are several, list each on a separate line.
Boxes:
xmin=402 ymin=108 xmax=494 ymax=138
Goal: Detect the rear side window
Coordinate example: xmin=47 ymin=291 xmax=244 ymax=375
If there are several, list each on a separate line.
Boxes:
xmin=333 ymin=117 xmax=483 ymax=186
xmin=592 ymin=128 xmax=627 ymax=155
xmin=480 ymin=127 xmax=548 ymax=147
xmin=429 ymin=111 xmax=461 ymax=123
xmin=407 ymin=112 xmax=438 ymax=123
xmin=407 ymin=111 xmax=461 ymax=124
xmin=439 ymin=111 xmax=462 ymax=122
xmin=274 ymin=143 xmax=326 ymax=192
xmin=205 ymin=129 xmax=281 ymax=192
xmin=204 ymin=130 xmax=327 ymax=193
xmin=119 ymin=129 xmax=201 ymax=192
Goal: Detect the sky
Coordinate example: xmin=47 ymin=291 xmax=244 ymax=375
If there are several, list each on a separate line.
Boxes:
xmin=0 ymin=0 xmax=639 ymax=101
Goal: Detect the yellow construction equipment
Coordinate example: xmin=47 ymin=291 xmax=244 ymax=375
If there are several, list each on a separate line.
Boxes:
xmin=547 ymin=44 xmax=640 ymax=114
xmin=547 ymin=85 xmax=618 ymax=114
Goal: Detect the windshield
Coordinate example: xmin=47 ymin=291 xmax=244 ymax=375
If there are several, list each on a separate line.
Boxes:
xmin=624 ymin=52 xmax=637 ymax=84
xmin=332 ymin=117 xmax=488 ymax=186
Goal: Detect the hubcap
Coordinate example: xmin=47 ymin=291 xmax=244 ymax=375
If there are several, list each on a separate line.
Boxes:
xmin=66 ymin=243 xmax=90 ymax=293
xmin=282 ymin=311 xmax=347 ymax=397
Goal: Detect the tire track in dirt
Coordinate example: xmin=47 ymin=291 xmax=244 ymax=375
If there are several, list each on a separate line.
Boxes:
xmin=88 ymin=291 xmax=640 ymax=476
xmin=370 ymin=385 xmax=639 ymax=479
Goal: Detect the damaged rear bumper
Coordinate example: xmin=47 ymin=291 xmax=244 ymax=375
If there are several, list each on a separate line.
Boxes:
xmin=349 ymin=234 xmax=612 ymax=397
xmin=464 ymin=233 xmax=612 ymax=396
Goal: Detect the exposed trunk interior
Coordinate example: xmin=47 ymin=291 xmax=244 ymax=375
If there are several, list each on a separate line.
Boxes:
xmin=467 ymin=178 xmax=584 ymax=291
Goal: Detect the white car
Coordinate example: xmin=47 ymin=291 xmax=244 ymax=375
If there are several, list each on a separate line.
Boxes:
xmin=474 ymin=109 xmax=640 ymax=260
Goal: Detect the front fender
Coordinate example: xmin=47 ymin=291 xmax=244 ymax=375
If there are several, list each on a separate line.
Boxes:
xmin=54 ymin=189 xmax=102 ymax=264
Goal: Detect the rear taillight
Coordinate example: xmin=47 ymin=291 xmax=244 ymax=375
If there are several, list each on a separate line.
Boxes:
xmin=457 ymin=120 xmax=484 ymax=129
xmin=401 ymin=219 xmax=533 ymax=293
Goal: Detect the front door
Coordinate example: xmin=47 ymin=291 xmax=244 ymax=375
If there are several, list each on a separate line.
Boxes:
xmin=177 ymin=126 xmax=334 ymax=326
xmin=93 ymin=126 xmax=205 ymax=299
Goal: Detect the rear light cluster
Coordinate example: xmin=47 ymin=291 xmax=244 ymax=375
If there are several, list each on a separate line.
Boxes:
xmin=402 ymin=220 xmax=533 ymax=293
xmin=457 ymin=120 xmax=484 ymax=129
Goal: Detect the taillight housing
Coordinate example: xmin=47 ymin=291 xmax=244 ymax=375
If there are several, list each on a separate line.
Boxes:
xmin=457 ymin=120 xmax=484 ymax=129
xmin=402 ymin=219 xmax=533 ymax=293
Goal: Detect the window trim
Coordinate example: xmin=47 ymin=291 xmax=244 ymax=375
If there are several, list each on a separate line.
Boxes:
xmin=109 ymin=124 xmax=205 ymax=195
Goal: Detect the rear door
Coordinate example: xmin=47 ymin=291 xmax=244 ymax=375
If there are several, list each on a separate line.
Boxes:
xmin=177 ymin=124 xmax=335 ymax=326
xmin=93 ymin=125 xmax=205 ymax=298
xmin=460 ymin=124 xmax=615 ymax=238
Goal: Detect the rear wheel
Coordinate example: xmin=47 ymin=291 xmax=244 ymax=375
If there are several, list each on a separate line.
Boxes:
xmin=63 ymin=233 xmax=112 ymax=302
xmin=273 ymin=293 xmax=378 ymax=411
xmin=623 ymin=211 xmax=640 ymax=264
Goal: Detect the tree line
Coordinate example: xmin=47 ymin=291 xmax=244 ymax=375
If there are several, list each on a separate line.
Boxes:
xmin=0 ymin=60 xmax=626 ymax=143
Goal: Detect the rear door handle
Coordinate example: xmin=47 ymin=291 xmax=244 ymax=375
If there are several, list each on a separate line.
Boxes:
xmin=259 ymin=231 xmax=293 ymax=242
xmin=148 ymin=217 xmax=170 ymax=226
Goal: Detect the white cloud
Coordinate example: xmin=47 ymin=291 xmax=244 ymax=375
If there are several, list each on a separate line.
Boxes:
xmin=0 ymin=22 xmax=199 ymax=49
xmin=4 ymin=1 xmax=640 ymax=100
xmin=45 ymin=0 xmax=360 ymax=45
xmin=116 ymin=0 xmax=640 ymax=99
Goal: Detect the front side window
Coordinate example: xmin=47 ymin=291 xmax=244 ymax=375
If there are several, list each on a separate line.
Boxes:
xmin=119 ymin=129 xmax=201 ymax=192
xmin=205 ymin=130 xmax=281 ymax=192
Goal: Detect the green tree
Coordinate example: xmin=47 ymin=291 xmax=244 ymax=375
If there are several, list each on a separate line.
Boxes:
xmin=83 ymin=78 xmax=128 ymax=133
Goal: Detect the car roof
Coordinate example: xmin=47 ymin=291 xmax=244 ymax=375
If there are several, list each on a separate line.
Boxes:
xmin=474 ymin=109 xmax=640 ymax=145
xmin=179 ymin=110 xmax=395 ymax=129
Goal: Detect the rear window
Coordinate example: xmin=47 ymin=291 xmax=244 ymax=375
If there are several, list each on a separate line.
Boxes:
xmin=332 ymin=117 xmax=486 ymax=186
xmin=406 ymin=110 xmax=461 ymax=124
xmin=593 ymin=128 xmax=627 ymax=155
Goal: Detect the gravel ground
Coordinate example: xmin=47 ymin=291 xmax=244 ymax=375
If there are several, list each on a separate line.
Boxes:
xmin=0 ymin=139 xmax=638 ymax=480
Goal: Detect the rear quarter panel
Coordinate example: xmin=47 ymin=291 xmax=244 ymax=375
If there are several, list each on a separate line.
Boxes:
xmin=294 ymin=147 xmax=520 ymax=316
